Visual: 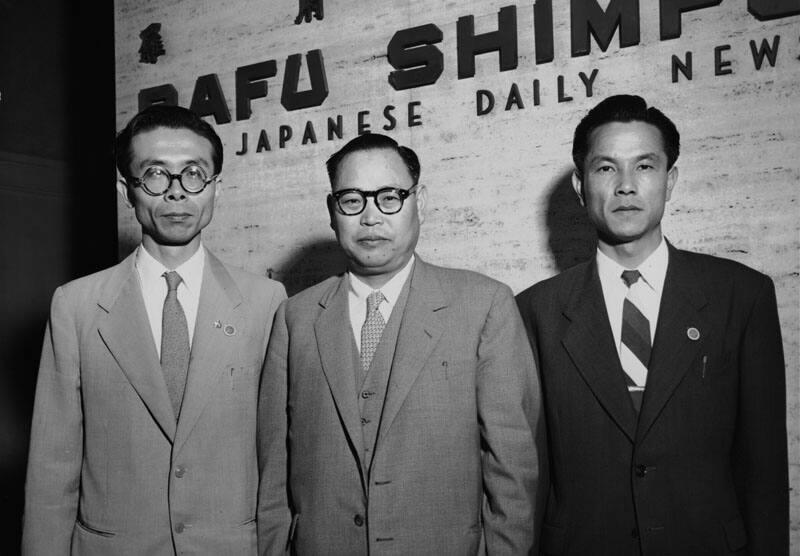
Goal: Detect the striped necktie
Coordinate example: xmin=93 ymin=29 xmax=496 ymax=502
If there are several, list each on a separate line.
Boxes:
xmin=360 ymin=291 xmax=386 ymax=377
xmin=161 ymin=271 xmax=190 ymax=417
xmin=620 ymin=270 xmax=650 ymax=412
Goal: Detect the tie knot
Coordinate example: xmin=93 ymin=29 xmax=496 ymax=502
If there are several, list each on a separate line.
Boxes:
xmin=621 ymin=269 xmax=641 ymax=287
xmin=366 ymin=290 xmax=385 ymax=313
xmin=163 ymin=271 xmax=183 ymax=292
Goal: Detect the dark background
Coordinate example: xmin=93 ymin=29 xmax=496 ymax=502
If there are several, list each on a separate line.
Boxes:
xmin=0 ymin=0 xmax=116 ymax=551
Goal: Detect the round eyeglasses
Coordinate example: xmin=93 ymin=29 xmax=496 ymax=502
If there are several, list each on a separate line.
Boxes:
xmin=130 ymin=165 xmax=218 ymax=196
xmin=331 ymin=185 xmax=418 ymax=216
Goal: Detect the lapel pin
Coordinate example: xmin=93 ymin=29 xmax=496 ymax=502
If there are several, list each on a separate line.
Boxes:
xmin=687 ymin=327 xmax=700 ymax=341
xmin=224 ymin=324 xmax=236 ymax=336
xmin=213 ymin=320 xmax=222 ymax=329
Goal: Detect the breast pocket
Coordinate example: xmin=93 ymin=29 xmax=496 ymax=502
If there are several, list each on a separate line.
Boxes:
xmin=227 ymin=365 xmax=259 ymax=408
xmin=431 ymin=358 xmax=475 ymax=382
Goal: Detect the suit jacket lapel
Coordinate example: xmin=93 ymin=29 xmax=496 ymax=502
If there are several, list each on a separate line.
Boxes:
xmin=174 ymin=250 xmax=242 ymax=453
xmin=97 ymin=253 xmax=177 ymax=441
xmin=561 ymin=261 xmax=638 ymax=442
xmin=314 ymin=276 xmax=366 ymax=465
xmin=378 ymin=260 xmax=446 ymax=444
xmin=636 ymin=245 xmax=708 ymax=442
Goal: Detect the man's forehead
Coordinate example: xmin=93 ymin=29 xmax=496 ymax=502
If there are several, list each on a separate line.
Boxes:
xmin=334 ymin=147 xmax=413 ymax=187
xmin=587 ymin=121 xmax=666 ymax=155
xmin=131 ymin=126 xmax=213 ymax=160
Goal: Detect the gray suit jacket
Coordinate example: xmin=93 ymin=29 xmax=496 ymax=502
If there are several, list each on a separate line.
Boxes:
xmin=23 ymin=248 xmax=285 ymax=555
xmin=258 ymin=258 xmax=541 ymax=555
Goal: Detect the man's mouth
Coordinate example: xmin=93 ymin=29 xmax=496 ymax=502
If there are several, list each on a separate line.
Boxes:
xmin=358 ymin=235 xmax=389 ymax=244
xmin=162 ymin=212 xmax=192 ymax=221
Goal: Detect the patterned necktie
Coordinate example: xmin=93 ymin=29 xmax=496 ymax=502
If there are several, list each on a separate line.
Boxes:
xmin=620 ymin=270 xmax=650 ymax=412
xmin=360 ymin=291 xmax=386 ymax=376
xmin=161 ymin=271 xmax=190 ymax=417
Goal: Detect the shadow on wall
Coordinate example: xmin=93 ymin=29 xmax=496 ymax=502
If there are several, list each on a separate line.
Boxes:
xmin=273 ymin=239 xmax=348 ymax=297
xmin=543 ymin=169 xmax=596 ymax=273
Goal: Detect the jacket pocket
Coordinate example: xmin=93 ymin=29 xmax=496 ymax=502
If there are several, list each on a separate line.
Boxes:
xmin=723 ymin=515 xmax=747 ymax=551
xmin=76 ymin=517 xmax=116 ymax=538
xmin=286 ymin=513 xmax=300 ymax=551
xmin=541 ymin=522 xmax=566 ymax=555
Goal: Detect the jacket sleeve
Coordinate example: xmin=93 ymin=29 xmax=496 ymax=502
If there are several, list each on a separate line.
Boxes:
xmin=257 ymin=300 xmax=292 ymax=555
xmin=22 ymin=287 xmax=83 ymax=555
xmin=478 ymin=283 xmax=542 ymax=555
xmin=733 ymin=276 xmax=789 ymax=555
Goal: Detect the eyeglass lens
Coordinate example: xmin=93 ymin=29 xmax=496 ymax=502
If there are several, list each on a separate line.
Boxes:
xmin=336 ymin=188 xmax=412 ymax=215
xmin=140 ymin=165 xmax=209 ymax=194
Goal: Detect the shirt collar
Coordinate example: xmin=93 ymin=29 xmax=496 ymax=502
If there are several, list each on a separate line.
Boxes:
xmin=596 ymin=237 xmax=669 ymax=294
xmin=135 ymin=243 xmax=206 ymax=294
xmin=348 ymin=254 xmax=415 ymax=305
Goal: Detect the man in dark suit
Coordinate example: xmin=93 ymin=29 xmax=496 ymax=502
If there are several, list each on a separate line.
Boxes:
xmin=23 ymin=105 xmax=285 ymax=554
xmin=516 ymin=94 xmax=788 ymax=555
xmin=257 ymin=133 xmax=540 ymax=555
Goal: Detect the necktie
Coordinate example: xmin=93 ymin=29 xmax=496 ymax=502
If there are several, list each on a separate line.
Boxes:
xmin=161 ymin=271 xmax=190 ymax=417
xmin=360 ymin=291 xmax=386 ymax=377
xmin=620 ymin=270 xmax=650 ymax=412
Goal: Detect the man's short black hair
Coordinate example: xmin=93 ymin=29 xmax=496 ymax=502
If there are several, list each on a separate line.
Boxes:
xmin=572 ymin=94 xmax=680 ymax=177
xmin=115 ymin=104 xmax=224 ymax=179
xmin=326 ymin=133 xmax=420 ymax=187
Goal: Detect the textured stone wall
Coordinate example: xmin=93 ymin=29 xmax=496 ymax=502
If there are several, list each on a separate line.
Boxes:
xmin=114 ymin=1 xmax=800 ymax=547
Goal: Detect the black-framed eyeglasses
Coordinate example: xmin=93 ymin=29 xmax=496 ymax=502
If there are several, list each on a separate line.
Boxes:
xmin=129 ymin=165 xmax=219 ymax=196
xmin=330 ymin=185 xmax=418 ymax=216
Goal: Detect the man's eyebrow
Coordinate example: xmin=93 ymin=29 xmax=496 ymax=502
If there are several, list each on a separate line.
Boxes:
xmin=137 ymin=157 xmax=212 ymax=169
xmin=587 ymin=152 xmax=662 ymax=164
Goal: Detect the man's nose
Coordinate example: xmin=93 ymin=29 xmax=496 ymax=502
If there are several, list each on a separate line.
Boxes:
xmin=164 ymin=175 xmax=187 ymax=200
xmin=616 ymin=170 xmax=636 ymax=195
xmin=360 ymin=197 xmax=383 ymax=225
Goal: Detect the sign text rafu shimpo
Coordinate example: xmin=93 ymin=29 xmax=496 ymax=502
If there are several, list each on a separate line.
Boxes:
xmin=136 ymin=0 xmax=799 ymax=154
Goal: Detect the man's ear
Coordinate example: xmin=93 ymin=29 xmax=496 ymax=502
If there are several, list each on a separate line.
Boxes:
xmin=116 ymin=178 xmax=133 ymax=208
xmin=327 ymin=194 xmax=337 ymax=231
xmin=415 ymin=184 xmax=427 ymax=224
xmin=571 ymin=171 xmax=586 ymax=207
xmin=665 ymin=165 xmax=678 ymax=202
xmin=213 ymin=178 xmax=222 ymax=201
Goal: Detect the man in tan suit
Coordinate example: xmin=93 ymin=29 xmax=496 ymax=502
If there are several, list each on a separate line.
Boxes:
xmin=257 ymin=133 xmax=541 ymax=555
xmin=23 ymin=105 xmax=285 ymax=554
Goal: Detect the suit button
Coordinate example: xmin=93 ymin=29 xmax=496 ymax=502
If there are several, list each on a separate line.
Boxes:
xmin=360 ymin=417 xmax=370 ymax=425
xmin=353 ymin=514 xmax=364 ymax=527
xmin=174 ymin=466 xmax=185 ymax=478
xmin=174 ymin=523 xmax=185 ymax=534
xmin=635 ymin=464 xmax=648 ymax=477
xmin=361 ymin=390 xmax=374 ymax=399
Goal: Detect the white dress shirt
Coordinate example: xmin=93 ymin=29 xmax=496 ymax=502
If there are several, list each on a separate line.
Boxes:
xmin=596 ymin=238 xmax=669 ymax=357
xmin=348 ymin=255 xmax=415 ymax=352
xmin=135 ymin=244 xmax=205 ymax=357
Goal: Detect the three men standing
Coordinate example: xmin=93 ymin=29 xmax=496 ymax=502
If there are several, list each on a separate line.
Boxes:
xmin=257 ymin=133 xmax=541 ymax=555
xmin=23 ymin=105 xmax=286 ymax=554
xmin=516 ymin=95 xmax=788 ymax=555
xmin=23 ymin=96 xmax=789 ymax=555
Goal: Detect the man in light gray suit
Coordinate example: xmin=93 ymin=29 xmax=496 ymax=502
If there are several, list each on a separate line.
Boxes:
xmin=23 ymin=105 xmax=285 ymax=554
xmin=257 ymin=133 xmax=541 ymax=555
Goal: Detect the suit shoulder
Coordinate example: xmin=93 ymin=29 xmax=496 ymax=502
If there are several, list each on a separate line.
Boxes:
xmin=284 ymin=275 xmax=341 ymax=310
xmin=424 ymin=262 xmax=512 ymax=298
xmin=516 ymin=260 xmax=590 ymax=307
xmin=222 ymin=262 xmax=286 ymax=297
xmin=55 ymin=262 xmax=122 ymax=301
xmin=674 ymin=249 xmax=772 ymax=288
